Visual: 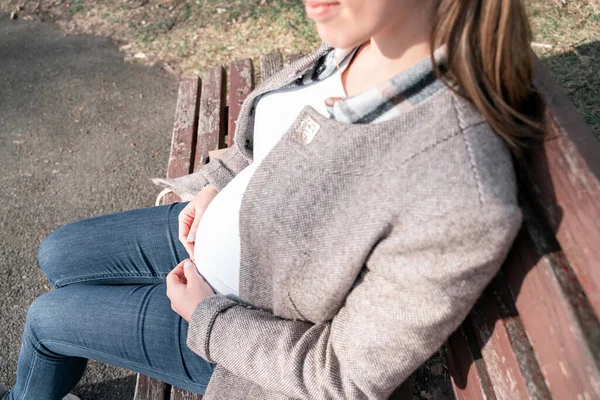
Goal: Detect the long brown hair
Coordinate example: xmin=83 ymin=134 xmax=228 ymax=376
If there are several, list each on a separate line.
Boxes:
xmin=430 ymin=0 xmax=546 ymax=159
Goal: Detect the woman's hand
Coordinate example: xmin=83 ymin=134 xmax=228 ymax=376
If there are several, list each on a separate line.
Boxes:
xmin=166 ymin=259 xmax=216 ymax=322
xmin=179 ymin=185 xmax=219 ymax=259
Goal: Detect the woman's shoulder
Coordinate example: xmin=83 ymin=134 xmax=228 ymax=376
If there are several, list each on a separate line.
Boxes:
xmin=400 ymin=89 xmax=520 ymax=210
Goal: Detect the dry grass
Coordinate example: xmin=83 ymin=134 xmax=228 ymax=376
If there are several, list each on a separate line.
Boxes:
xmin=2 ymin=0 xmax=597 ymax=137
xmin=0 ymin=0 xmax=320 ymax=81
xmin=527 ymin=0 xmax=600 ymax=138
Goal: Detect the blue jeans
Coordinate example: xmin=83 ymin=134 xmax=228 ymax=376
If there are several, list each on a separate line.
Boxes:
xmin=7 ymin=202 xmax=216 ymax=400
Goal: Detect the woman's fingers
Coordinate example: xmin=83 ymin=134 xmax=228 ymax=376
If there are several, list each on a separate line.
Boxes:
xmin=167 ymin=261 xmax=187 ymax=289
xmin=178 ymin=203 xmax=195 ymax=258
xmin=187 ymin=211 xmax=203 ymax=245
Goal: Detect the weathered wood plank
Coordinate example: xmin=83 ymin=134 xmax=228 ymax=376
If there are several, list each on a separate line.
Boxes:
xmin=447 ymin=56 xmax=600 ymax=400
xmin=163 ymin=77 xmax=201 ymax=204
xmin=194 ymin=65 xmax=226 ymax=171
xmin=445 ymin=324 xmax=494 ymax=400
xmin=288 ymin=54 xmax=304 ymax=64
xmin=529 ymin=56 xmax=600 ymax=319
xmin=502 ymin=201 xmax=600 ymax=400
xmin=228 ymin=59 xmax=254 ymax=147
xmin=138 ymin=78 xmax=203 ymax=400
xmin=167 ymin=64 xmax=231 ymax=400
xmin=133 ymin=373 xmax=170 ymax=400
xmin=470 ymin=273 xmax=551 ymax=400
xmin=171 ymin=386 xmax=203 ymax=400
xmin=260 ymin=52 xmax=284 ymax=82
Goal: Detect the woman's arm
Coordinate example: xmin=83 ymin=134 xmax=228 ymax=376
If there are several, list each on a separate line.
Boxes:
xmin=186 ymin=202 xmax=523 ymax=399
xmin=152 ymin=139 xmax=251 ymax=198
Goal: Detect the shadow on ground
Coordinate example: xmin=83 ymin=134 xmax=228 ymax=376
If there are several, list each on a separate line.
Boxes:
xmin=541 ymin=41 xmax=600 ymax=139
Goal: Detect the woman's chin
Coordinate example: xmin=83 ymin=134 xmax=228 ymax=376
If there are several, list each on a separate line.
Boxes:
xmin=315 ymin=25 xmax=367 ymax=50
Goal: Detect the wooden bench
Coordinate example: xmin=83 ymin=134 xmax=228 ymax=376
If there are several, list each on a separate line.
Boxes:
xmin=134 ymin=51 xmax=600 ymax=400
xmin=444 ymin=56 xmax=600 ymax=399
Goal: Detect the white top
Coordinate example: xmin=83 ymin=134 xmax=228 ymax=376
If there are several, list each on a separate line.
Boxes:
xmin=193 ymin=67 xmax=347 ymax=297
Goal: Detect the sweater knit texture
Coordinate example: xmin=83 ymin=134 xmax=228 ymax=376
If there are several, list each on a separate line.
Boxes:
xmin=151 ymin=41 xmax=523 ymax=399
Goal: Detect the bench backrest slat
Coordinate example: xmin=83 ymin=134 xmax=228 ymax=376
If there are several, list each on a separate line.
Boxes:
xmin=260 ymin=52 xmax=284 ymax=82
xmin=194 ymin=66 xmax=226 ymax=171
xmin=228 ymin=59 xmax=254 ymax=147
xmin=163 ymin=77 xmax=201 ymax=204
xmin=504 ymin=201 xmax=600 ymax=399
xmin=445 ymin=324 xmax=497 ymax=400
xmin=525 ymin=57 xmax=600 ymax=318
xmin=447 ymin=56 xmax=600 ymax=400
xmin=471 ymin=273 xmax=550 ymax=400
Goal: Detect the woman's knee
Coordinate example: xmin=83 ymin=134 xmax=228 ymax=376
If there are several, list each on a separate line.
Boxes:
xmin=37 ymin=221 xmax=82 ymax=288
xmin=23 ymin=289 xmax=87 ymax=360
xmin=24 ymin=290 xmax=62 ymax=342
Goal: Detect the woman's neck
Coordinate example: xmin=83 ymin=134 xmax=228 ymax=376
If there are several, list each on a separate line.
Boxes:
xmin=341 ymin=5 xmax=434 ymax=98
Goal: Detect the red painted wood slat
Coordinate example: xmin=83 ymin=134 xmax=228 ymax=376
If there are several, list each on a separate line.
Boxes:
xmin=469 ymin=273 xmax=551 ymax=400
xmin=134 ymin=77 xmax=203 ymax=400
xmin=503 ymin=203 xmax=600 ymax=400
xmin=288 ymin=54 xmax=304 ymax=64
xmin=528 ymin=56 xmax=600 ymax=319
xmin=162 ymin=77 xmax=201 ymax=204
xmin=228 ymin=59 xmax=254 ymax=147
xmin=445 ymin=325 xmax=493 ymax=400
xmin=194 ymin=66 xmax=226 ymax=171
xmin=260 ymin=52 xmax=284 ymax=82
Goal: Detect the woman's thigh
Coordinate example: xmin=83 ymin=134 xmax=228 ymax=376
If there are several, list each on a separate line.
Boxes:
xmin=25 ymin=282 xmax=216 ymax=394
xmin=38 ymin=202 xmax=190 ymax=288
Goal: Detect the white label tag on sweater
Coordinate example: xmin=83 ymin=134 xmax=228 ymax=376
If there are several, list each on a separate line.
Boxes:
xmin=297 ymin=115 xmax=320 ymax=144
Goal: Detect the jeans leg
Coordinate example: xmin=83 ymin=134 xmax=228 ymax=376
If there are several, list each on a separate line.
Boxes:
xmin=38 ymin=202 xmax=190 ymax=288
xmin=9 ymin=283 xmax=216 ymax=400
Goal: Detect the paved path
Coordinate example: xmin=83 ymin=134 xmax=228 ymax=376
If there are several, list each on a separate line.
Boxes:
xmin=0 ymin=13 xmax=179 ymax=399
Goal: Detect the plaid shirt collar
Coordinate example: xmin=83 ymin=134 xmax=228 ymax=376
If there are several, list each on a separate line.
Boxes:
xmin=291 ymin=44 xmax=448 ymax=124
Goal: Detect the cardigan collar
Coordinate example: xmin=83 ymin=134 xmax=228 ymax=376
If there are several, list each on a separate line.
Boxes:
xmin=292 ymin=43 xmax=448 ymax=124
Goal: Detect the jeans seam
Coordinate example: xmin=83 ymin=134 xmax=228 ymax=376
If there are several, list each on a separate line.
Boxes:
xmin=34 ymin=339 xmax=210 ymax=390
xmin=20 ymin=344 xmax=39 ymax=399
xmin=43 ymin=246 xmax=173 ymax=271
xmin=55 ymin=272 xmax=169 ymax=288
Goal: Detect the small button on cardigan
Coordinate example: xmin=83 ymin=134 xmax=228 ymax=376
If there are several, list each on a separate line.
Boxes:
xmin=151 ymin=42 xmax=523 ymax=399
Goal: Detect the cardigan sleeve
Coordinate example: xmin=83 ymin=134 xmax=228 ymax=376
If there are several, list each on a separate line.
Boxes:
xmin=151 ymin=139 xmax=251 ymax=198
xmin=186 ymin=201 xmax=522 ymax=399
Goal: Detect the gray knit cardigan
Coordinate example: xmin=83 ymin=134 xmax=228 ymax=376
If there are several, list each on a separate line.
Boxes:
xmin=152 ymin=42 xmax=523 ymax=399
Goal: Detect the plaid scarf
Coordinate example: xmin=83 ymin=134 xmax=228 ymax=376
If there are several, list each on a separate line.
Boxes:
xmin=281 ymin=44 xmax=448 ymax=124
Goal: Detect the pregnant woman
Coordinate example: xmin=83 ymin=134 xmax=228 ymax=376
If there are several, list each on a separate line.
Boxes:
xmin=1 ymin=0 xmax=545 ymax=399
